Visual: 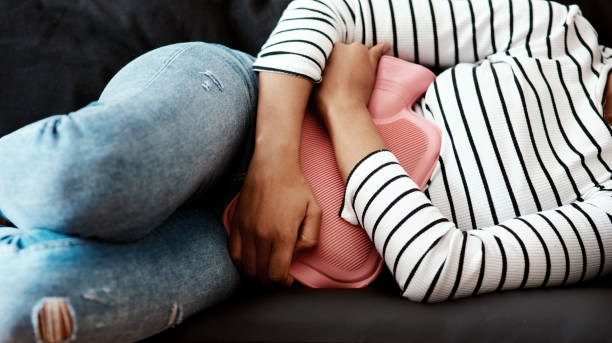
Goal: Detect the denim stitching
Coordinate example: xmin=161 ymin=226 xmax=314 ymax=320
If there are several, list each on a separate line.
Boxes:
xmin=0 ymin=238 xmax=90 ymax=256
xmin=141 ymin=44 xmax=198 ymax=91
xmin=210 ymin=44 xmax=258 ymax=109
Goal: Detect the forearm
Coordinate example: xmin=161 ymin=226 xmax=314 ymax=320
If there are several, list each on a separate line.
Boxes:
xmin=324 ymin=103 xmax=386 ymax=182
xmin=253 ymin=72 xmax=313 ymax=165
xmin=231 ymin=72 xmax=322 ymax=285
xmin=329 ymin=105 xmax=612 ymax=302
xmin=339 ymin=147 xmax=612 ymax=302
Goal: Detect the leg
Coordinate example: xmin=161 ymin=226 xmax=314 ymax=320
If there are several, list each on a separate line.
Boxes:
xmin=0 ymin=204 xmax=243 ymax=343
xmin=0 ymin=42 xmax=257 ymax=241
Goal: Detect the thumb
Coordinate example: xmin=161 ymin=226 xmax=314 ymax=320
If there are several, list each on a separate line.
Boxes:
xmin=369 ymin=42 xmax=390 ymax=67
xmin=294 ymin=200 xmax=322 ymax=253
xmin=228 ymin=197 xmax=243 ymax=267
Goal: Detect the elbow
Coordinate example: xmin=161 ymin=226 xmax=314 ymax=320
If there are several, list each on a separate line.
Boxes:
xmin=401 ymin=288 xmax=442 ymax=304
xmin=401 ymin=289 xmax=426 ymax=303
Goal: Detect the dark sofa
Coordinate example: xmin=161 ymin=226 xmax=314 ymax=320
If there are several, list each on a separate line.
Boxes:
xmin=2 ymin=1 xmax=612 ymax=342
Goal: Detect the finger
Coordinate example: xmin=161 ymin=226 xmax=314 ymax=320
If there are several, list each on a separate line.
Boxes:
xmin=241 ymin=230 xmax=257 ymax=278
xmin=256 ymin=236 xmax=272 ymax=283
xmin=229 ymin=207 xmax=242 ymax=268
xmin=294 ymin=200 xmax=322 ymax=253
xmin=369 ymin=42 xmax=390 ymax=67
xmin=268 ymin=239 xmax=295 ymax=284
xmin=229 ymin=225 xmax=242 ymax=268
xmin=282 ymin=274 xmax=295 ymax=288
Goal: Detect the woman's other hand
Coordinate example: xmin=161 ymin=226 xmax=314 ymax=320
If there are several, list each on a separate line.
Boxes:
xmin=311 ymin=42 xmax=390 ymax=181
xmin=311 ymin=42 xmax=389 ymax=123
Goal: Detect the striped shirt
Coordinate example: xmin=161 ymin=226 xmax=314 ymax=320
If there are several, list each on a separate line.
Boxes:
xmin=253 ymin=0 xmax=612 ymax=302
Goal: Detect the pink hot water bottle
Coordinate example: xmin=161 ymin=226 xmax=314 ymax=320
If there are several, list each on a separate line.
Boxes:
xmin=223 ymin=56 xmax=441 ymax=288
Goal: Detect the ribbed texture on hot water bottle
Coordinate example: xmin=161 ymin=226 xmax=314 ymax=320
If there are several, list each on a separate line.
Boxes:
xmin=299 ymin=113 xmax=374 ymax=272
xmin=223 ymin=57 xmax=441 ymax=288
xmin=378 ymin=120 xmax=430 ymax=177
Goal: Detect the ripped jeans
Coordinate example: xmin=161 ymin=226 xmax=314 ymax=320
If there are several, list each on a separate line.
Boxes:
xmin=0 ymin=42 xmax=257 ymax=342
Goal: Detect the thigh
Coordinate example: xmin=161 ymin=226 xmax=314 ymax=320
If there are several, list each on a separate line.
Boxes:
xmin=0 ymin=42 xmax=258 ymax=241
xmin=0 ymin=204 xmax=242 ymax=343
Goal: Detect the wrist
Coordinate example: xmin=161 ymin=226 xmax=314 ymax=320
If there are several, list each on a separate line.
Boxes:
xmin=323 ymin=104 xmax=387 ymax=181
xmin=250 ymin=143 xmax=302 ymax=182
xmin=253 ymin=135 xmax=300 ymax=164
xmin=323 ymin=102 xmax=369 ymax=134
xmin=320 ymin=98 xmax=367 ymax=122
xmin=254 ymin=72 xmax=313 ymax=164
xmin=253 ymin=111 xmax=302 ymax=163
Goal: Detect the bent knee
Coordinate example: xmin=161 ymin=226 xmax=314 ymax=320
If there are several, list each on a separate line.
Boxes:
xmin=0 ymin=124 xmax=150 ymax=240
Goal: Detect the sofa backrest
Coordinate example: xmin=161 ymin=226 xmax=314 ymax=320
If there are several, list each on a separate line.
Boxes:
xmin=0 ymin=0 xmax=609 ymax=137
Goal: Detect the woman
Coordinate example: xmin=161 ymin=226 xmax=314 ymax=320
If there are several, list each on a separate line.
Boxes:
xmin=248 ymin=0 xmax=612 ymax=302
xmin=0 ymin=0 xmax=610 ymax=342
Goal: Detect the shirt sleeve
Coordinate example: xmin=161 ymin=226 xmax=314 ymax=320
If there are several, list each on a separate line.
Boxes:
xmin=252 ymin=0 xmax=585 ymax=82
xmin=341 ymin=150 xmax=612 ymax=303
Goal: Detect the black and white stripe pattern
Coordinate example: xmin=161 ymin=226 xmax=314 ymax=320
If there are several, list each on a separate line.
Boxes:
xmin=254 ymin=0 xmax=612 ymax=302
xmin=340 ymin=151 xmax=611 ymax=302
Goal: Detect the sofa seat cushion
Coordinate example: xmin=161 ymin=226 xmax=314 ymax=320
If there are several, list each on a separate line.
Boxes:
xmin=144 ymin=272 xmax=612 ymax=343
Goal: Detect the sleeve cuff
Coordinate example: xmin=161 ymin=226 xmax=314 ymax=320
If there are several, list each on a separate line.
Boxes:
xmin=253 ymin=60 xmax=322 ymax=84
xmin=339 ymin=149 xmax=419 ymax=225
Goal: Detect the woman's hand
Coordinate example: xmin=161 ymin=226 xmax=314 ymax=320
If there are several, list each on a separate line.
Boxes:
xmin=229 ymin=72 xmax=321 ymax=287
xmin=311 ymin=42 xmax=389 ymax=123
xmin=311 ymin=42 xmax=390 ymax=181
xmin=230 ymin=42 xmax=388 ymax=285
xmin=230 ymin=153 xmax=321 ymax=286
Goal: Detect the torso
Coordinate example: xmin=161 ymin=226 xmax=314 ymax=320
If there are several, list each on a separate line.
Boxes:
xmin=417 ymin=51 xmax=612 ymax=230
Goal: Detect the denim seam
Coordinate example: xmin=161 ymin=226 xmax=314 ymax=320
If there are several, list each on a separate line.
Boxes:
xmin=139 ymin=43 xmax=256 ymax=110
xmin=98 ymin=44 xmax=200 ymax=110
xmin=0 ymin=239 xmax=91 ymax=256
xmin=211 ymin=45 xmax=257 ymax=109
xmin=140 ymin=44 xmax=199 ymax=92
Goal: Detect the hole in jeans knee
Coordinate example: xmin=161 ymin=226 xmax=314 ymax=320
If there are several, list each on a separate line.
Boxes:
xmin=33 ymin=297 xmax=76 ymax=343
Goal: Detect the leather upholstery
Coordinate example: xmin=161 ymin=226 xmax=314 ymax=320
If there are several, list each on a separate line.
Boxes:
xmin=146 ymin=271 xmax=612 ymax=343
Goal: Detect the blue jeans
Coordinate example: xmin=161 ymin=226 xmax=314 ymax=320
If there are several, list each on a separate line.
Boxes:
xmin=0 ymin=42 xmax=257 ymax=342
